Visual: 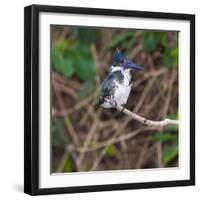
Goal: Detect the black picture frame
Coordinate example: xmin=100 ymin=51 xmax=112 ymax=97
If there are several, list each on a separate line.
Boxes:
xmin=24 ymin=4 xmax=195 ymax=195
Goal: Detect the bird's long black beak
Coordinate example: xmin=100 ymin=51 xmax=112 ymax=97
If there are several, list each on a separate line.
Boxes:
xmin=124 ymin=62 xmax=143 ymax=71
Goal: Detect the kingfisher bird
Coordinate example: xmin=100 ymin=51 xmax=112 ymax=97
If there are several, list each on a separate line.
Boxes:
xmin=96 ymin=49 xmax=143 ymax=109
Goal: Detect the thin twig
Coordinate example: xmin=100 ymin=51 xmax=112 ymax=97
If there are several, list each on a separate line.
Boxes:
xmin=133 ymin=68 xmax=167 ymax=89
xmin=64 ymin=117 xmax=81 ymax=146
xmin=79 ymin=126 xmax=161 ymax=153
xmin=53 ymin=91 xmax=97 ymax=117
xmin=77 ymin=110 xmax=99 ymax=170
xmin=133 ymin=77 xmax=157 ymax=113
xmin=53 ymin=80 xmax=77 ymax=98
xmin=56 ymin=152 xmax=69 ymax=173
xmin=105 ymin=99 xmax=178 ymax=127
xmin=91 ymin=44 xmax=101 ymax=87
xmin=89 ymin=148 xmax=107 ymax=171
xmin=135 ymin=139 xmax=149 ymax=169
xmin=156 ymin=68 xmax=177 ymax=167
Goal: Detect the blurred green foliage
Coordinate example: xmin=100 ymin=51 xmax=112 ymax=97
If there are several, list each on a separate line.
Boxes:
xmin=72 ymin=28 xmax=100 ymax=45
xmin=108 ymin=31 xmax=178 ymax=71
xmin=143 ymin=32 xmax=178 ymax=70
xmin=52 ymin=119 xmax=65 ymax=148
xmin=63 ymin=156 xmax=75 ymax=172
xmin=52 ymin=28 xmax=100 ymax=81
xmin=151 ymin=131 xmax=178 ymax=166
xmin=144 ymin=32 xmax=167 ymax=51
xmin=52 ymin=27 xmax=179 ymax=171
xmin=150 ymin=111 xmax=178 ymax=166
xmin=108 ymin=32 xmax=137 ymax=49
xmin=52 ymin=28 xmax=178 ymax=82
xmin=163 ymin=143 xmax=178 ymax=166
xmin=106 ymin=144 xmax=117 ymax=157
xmin=78 ymin=81 xmax=95 ymax=101
xmin=151 ymin=132 xmax=177 ymax=142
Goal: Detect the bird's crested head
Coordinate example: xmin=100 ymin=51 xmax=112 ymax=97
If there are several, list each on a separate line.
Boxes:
xmin=112 ymin=49 xmax=143 ymax=71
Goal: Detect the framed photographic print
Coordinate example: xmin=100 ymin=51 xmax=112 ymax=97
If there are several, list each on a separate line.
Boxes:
xmin=24 ymin=4 xmax=195 ymax=195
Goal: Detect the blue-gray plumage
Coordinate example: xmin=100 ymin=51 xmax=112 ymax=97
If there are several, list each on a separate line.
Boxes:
xmin=96 ymin=49 xmax=143 ymax=109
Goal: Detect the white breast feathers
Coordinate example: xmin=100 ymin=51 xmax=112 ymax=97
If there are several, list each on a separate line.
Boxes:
xmin=113 ymin=68 xmax=132 ymax=106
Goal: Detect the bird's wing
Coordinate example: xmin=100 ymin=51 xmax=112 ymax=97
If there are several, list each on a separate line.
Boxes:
xmin=96 ymin=71 xmax=124 ymax=107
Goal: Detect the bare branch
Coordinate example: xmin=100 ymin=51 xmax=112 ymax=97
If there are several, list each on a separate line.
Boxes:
xmin=105 ymin=99 xmax=178 ymax=127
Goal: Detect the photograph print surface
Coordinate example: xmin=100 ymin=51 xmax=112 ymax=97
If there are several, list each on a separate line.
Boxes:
xmin=51 ymin=25 xmax=179 ymax=173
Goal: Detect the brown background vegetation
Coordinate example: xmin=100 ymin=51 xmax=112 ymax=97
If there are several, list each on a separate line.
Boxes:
xmin=51 ymin=26 xmax=178 ymax=173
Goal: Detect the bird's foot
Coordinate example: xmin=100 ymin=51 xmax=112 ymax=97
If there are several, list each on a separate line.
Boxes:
xmin=111 ymin=101 xmax=125 ymax=113
xmin=113 ymin=100 xmax=118 ymax=107
xmin=120 ymin=105 xmax=125 ymax=113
